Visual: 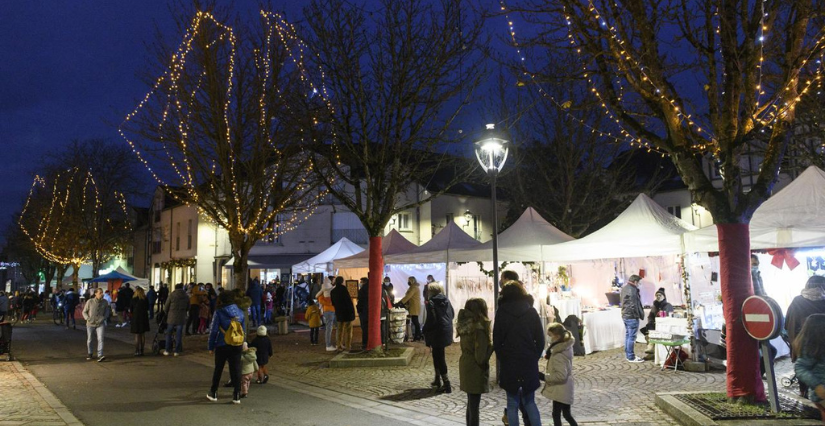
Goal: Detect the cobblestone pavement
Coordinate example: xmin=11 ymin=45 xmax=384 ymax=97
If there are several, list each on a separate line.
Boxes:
xmin=178 ymin=325 xmax=735 ymax=425
xmin=0 ymin=361 xmax=82 ymax=426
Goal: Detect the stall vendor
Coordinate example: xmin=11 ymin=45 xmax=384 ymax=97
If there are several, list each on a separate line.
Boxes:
xmin=641 ymin=288 xmax=673 ymax=354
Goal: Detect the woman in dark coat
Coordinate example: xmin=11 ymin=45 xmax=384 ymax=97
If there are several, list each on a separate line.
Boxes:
xmin=422 ymin=282 xmax=454 ymax=393
xmin=330 ymin=276 xmax=356 ymax=351
xmin=493 ymin=281 xmax=544 ymax=426
xmin=457 ymin=298 xmax=493 ymax=426
xmin=130 ymin=287 xmax=151 ymax=356
xmin=785 ymin=275 xmax=825 ymax=397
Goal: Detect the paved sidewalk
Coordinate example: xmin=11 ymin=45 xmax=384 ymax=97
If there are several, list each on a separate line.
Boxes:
xmin=0 ymin=361 xmax=82 ymax=426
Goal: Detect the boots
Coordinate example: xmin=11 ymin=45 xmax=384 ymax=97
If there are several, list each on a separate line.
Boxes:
xmin=430 ymin=368 xmax=441 ymax=387
xmin=437 ymin=373 xmax=451 ymax=394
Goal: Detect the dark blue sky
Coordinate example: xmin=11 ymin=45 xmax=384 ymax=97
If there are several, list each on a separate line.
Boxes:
xmin=0 ymin=1 xmax=310 ymax=243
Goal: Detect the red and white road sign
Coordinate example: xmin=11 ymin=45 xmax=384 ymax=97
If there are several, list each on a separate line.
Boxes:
xmin=741 ymin=295 xmax=783 ymax=341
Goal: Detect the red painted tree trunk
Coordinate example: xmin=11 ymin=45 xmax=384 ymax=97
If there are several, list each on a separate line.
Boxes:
xmin=717 ymin=223 xmax=765 ymax=400
xmin=367 ymin=236 xmax=383 ymax=350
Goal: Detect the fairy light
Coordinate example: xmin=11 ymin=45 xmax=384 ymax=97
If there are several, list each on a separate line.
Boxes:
xmin=19 ymin=168 xmax=131 ymax=269
xmin=119 ymin=10 xmax=330 ymax=247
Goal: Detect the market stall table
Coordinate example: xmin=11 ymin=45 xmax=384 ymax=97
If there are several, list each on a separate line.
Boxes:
xmin=549 ymin=294 xmax=581 ymax=322
xmin=581 ymin=308 xmax=646 ymax=354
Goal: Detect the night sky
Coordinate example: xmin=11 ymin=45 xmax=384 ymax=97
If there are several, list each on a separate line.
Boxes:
xmin=0 ymin=1 xmax=310 ymax=244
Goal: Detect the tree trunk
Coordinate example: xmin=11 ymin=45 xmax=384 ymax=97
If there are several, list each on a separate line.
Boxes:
xmin=71 ymin=263 xmax=80 ymax=290
xmin=232 ymin=245 xmax=249 ymax=293
xmin=367 ymin=236 xmax=383 ymax=351
xmin=717 ymin=223 xmax=765 ymax=401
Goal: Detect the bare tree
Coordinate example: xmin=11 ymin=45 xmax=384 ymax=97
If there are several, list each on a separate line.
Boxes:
xmin=506 ymin=0 xmax=825 ymax=399
xmin=119 ymin=9 xmax=325 ymax=291
xmin=19 ymin=167 xmax=130 ymax=287
xmin=296 ymin=0 xmax=485 ymax=351
xmin=502 ymin=82 xmax=668 ymax=237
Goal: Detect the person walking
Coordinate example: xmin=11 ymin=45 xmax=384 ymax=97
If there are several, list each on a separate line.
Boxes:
xmin=541 ymin=323 xmax=579 ymax=426
xmin=250 ymin=325 xmax=272 ymax=384
xmin=64 ymin=287 xmax=79 ymax=330
xmin=117 ymin=283 xmax=134 ymax=328
xmin=130 ymin=287 xmax=151 ymax=356
xmin=186 ymin=283 xmax=207 ymax=336
xmin=158 ymin=283 xmax=169 ymax=313
xmin=146 ymin=285 xmax=157 ymax=320
xmin=620 ymin=274 xmax=645 ymax=362
xmin=330 ymin=276 xmax=355 ymax=352
xmin=246 ymin=278 xmax=263 ymax=328
xmin=399 ymin=277 xmax=423 ymax=341
xmin=793 ymin=314 xmax=825 ymax=424
xmin=356 ymin=277 xmax=370 ymax=349
xmin=318 ymin=279 xmax=337 ymax=351
xmin=207 ymin=290 xmax=246 ymax=404
xmin=494 ymin=281 xmax=544 ymax=426
xmin=82 ymin=288 xmax=111 ymax=362
xmin=457 ymin=298 xmax=493 ymax=426
xmin=422 ymin=282 xmax=454 ymax=393
xmin=163 ymin=283 xmax=189 ymax=356
xmin=240 ymin=342 xmax=258 ymax=399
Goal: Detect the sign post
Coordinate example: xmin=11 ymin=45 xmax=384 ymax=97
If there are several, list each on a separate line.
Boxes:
xmin=741 ymin=295 xmax=784 ymax=413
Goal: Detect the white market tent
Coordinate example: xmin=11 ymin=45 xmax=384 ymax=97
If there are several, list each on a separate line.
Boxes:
xmin=334 ymin=229 xmax=418 ymax=269
xmin=451 ymin=207 xmax=574 ymax=262
xmin=384 ymin=222 xmax=481 ymax=265
xmin=114 ymin=266 xmax=150 ymax=289
xmin=540 ymin=193 xmax=697 ymax=262
xmin=292 ymin=237 xmax=365 ymax=274
xmin=689 ymin=165 xmax=825 ymax=252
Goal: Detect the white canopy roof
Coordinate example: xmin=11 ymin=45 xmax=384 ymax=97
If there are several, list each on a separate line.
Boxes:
xmin=334 ymin=229 xmax=418 ymax=269
xmin=540 ymin=193 xmax=697 ymax=262
xmin=114 ymin=266 xmax=150 ymax=288
xmin=292 ymin=237 xmax=365 ymax=274
xmin=384 ymin=222 xmax=481 ymax=265
xmin=689 ymin=166 xmax=825 ymax=251
xmin=450 ymin=207 xmax=574 ymax=262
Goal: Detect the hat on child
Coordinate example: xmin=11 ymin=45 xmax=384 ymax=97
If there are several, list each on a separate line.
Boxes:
xmin=655 ymin=287 xmax=666 ymax=297
xmin=257 ymin=325 xmax=268 ymax=336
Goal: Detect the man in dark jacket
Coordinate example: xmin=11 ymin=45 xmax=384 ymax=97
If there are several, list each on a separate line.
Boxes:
xmin=146 ymin=285 xmax=157 ymax=319
xmin=158 ymin=283 xmax=169 ymax=312
xmin=246 ymin=278 xmax=263 ymax=328
xmin=620 ymin=274 xmax=645 ymax=362
xmin=493 ymin=281 xmax=544 ymax=426
xmin=330 ymin=276 xmax=355 ymax=352
xmin=117 ymin=283 xmax=134 ymax=328
xmin=163 ymin=284 xmax=189 ymax=356
xmin=64 ymin=288 xmax=79 ymax=330
xmin=356 ymin=277 xmax=370 ymax=350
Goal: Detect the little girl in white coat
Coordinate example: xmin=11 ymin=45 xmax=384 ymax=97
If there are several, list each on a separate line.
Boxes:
xmin=541 ymin=323 xmax=578 ymax=426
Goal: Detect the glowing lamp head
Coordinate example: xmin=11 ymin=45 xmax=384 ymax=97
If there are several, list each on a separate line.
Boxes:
xmin=474 ymin=123 xmax=509 ymax=174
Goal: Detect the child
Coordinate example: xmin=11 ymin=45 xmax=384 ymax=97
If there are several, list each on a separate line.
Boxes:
xmin=456 ymin=298 xmax=493 ymax=426
xmin=541 ymin=322 xmax=578 ymax=426
xmin=250 ymin=325 xmax=273 ymax=384
xmin=197 ymin=300 xmax=210 ymax=334
xmin=264 ymin=291 xmax=274 ymax=325
xmin=794 ymin=313 xmax=825 ymax=424
xmin=240 ymin=342 xmax=258 ymax=398
xmin=305 ymin=299 xmax=322 ymax=346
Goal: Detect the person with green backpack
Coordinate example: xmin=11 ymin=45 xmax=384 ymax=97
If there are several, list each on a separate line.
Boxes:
xmin=207 ymin=290 xmax=246 ymax=404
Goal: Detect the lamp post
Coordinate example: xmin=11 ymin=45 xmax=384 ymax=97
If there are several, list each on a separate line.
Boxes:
xmin=474 ymin=123 xmax=509 ymax=310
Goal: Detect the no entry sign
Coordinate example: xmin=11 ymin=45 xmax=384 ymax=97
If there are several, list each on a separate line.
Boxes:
xmin=741 ymin=295 xmax=784 ymax=341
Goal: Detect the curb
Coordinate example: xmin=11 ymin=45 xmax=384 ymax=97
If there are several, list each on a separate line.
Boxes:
xmin=12 ymin=361 xmax=84 ymax=426
xmin=656 ymin=391 xmax=823 ymax=426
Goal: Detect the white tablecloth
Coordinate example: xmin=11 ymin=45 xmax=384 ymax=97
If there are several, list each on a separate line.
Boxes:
xmin=581 ymin=308 xmax=646 ymax=354
xmin=550 ymin=295 xmax=581 ymax=322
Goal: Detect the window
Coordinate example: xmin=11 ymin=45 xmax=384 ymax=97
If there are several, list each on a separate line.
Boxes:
xmin=175 ymin=222 xmax=180 ymax=251
xmin=397 ymin=212 xmax=412 ymax=231
xmin=187 ymin=219 xmax=193 ymax=250
xmin=152 ymin=228 xmax=162 ymax=254
xmin=667 ymin=206 xmax=682 ymax=219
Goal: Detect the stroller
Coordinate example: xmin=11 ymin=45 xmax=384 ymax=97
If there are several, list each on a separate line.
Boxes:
xmin=779 ymin=331 xmax=801 ymax=391
xmin=0 ymin=321 xmax=12 ymax=361
xmin=151 ymin=310 xmax=171 ymax=355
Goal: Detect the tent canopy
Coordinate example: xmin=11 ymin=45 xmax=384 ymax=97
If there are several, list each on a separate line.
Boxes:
xmin=689 ymin=166 xmax=825 ymax=251
xmin=334 ymin=229 xmax=417 ymax=269
xmin=541 ymin=193 xmax=697 ymax=262
xmin=292 ymin=237 xmax=365 ymax=274
xmin=90 ymin=270 xmax=136 ymax=283
xmin=451 ymin=207 xmax=574 ymax=262
xmin=384 ymin=222 xmax=481 ymax=265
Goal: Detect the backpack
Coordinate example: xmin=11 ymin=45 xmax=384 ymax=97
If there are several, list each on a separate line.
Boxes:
xmin=221 ymin=316 xmax=245 ymax=346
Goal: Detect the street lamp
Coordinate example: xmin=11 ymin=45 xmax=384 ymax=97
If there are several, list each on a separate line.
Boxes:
xmin=474 ymin=123 xmax=509 ymax=309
